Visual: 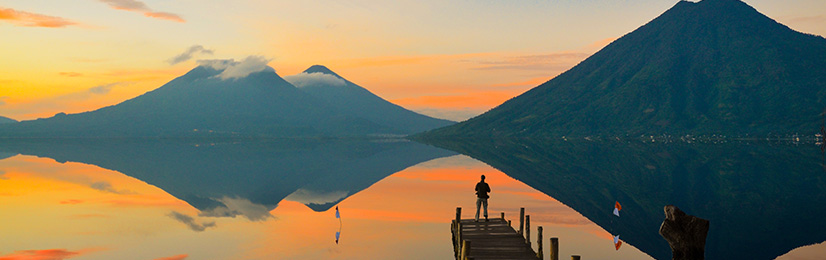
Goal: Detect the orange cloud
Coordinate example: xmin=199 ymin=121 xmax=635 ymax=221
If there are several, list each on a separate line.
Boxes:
xmin=0 ymin=249 xmax=81 ymax=260
xmin=0 ymin=7 xmax=77 ymax=28
xmin=59 ymin=199 xmax=83 ymax=205
xmin=154 ymin=254 xmax=188 ymax=260
xmin=98 ymin=0 xmax=185 ymax=23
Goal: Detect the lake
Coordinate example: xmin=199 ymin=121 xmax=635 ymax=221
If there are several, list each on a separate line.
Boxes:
xmin=0 ymin=138 xmax=823 ymax=259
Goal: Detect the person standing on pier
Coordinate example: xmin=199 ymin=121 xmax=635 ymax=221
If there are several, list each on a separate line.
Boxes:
xmin=475 ymin=175 xmax=491 ymax=222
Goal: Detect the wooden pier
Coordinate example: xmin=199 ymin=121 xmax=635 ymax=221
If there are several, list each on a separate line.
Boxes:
xmin=451 ymin=207 xmax=569 ymax=260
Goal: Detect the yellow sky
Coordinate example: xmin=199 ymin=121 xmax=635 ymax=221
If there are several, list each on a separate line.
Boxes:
xmin=1 ymin=0 xmax=824 ymax=121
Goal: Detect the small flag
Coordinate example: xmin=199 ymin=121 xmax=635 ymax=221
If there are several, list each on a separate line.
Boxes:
xmin=613 ymin=201 xmax=622 ymax=217
xmin=336 ymin=206 xmax=340 ymax=219
xmin=614 ymin=235 xmax=622 ymax=250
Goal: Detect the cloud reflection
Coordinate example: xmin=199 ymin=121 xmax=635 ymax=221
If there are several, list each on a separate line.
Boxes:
xmin=168 ymin=211 xmax=215 ymax=232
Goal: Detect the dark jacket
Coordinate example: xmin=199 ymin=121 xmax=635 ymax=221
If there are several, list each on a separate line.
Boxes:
xmin=475 ymin=181 xmax=491 ymax=199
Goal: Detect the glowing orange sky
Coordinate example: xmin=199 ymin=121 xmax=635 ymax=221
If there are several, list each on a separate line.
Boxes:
xmin=1 ymin=0 xmax=824 ymax=121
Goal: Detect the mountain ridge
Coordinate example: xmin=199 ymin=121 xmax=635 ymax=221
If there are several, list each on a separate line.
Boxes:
xmin=418 ymin=0 xmax=826 ymax=138
xmin=287 ymin=65 xmax=455 ymax=134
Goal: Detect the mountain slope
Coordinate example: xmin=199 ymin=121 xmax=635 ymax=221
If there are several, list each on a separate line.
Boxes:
xmin=0 ymin=116 xmax=16 ymax=124
xmin=286 ymin=65 xmax=455 ymax=134
xmin=420 ymin=0 xmax=826 ymax=138
xmin=0 ymin=63 xmax=394 ymax=137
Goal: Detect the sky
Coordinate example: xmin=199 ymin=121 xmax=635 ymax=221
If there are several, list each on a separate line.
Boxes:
xmin=1 ymin=0 xmax=825 ymax=121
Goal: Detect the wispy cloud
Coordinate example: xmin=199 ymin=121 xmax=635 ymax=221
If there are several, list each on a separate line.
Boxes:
xmin=154 ymin=254 xmax=188 ymax=260
xmin=468 ymin=52 xmax=590 ymax=71
xmin=98 ymin=0 xmax=185 ymax=23
xmin=89 ymin=181 xmax=135 ymax=194
xmin=87 ymin=83 xmax=123 ymax=95
xmin=168 ymin=211 xmax=216 ymax=232
xmin=0 ymin=7 xmax=78 ymax=28
xmin=0 ymin=248 xmax=85 ymax=260
xmin=168 ymin=45 xmax=214 ymax=65
xmin=789 ymin=15 xmax=826 ymax=23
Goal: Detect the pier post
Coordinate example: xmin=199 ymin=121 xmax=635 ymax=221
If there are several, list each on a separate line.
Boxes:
xmin=518 ymin=208 xmax=525 ymax=235
xmin=550 ymin=237 xmax=559 ymax=260
xmin=508 ymin=220 xmax=511 ymax=227
xmin=501 ymin=212 xmax=505 ymax=220
xmin=538 ymin=226 xmax=544 ymax=259
xmin=571 ymin=255 xmax=580 ymax=260
xmin=461 ymin=240 xmax=471 ymax=260
xmin=456 ymin=207 xmax=462 ymax=223
xmin=525 ymin=215 xmax=531 ymax=247
xmin=457 ymin=222 xmax=463 ymax=250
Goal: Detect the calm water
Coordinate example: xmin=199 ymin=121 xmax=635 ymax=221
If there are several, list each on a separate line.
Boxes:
xmin=0 ymin=139 xmax=823 ymax=259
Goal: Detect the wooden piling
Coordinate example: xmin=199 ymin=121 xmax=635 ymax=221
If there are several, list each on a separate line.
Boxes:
xmin=550 ymin=237 xmax=559 ymax=260
xmin=461 ymin=240 xmax=471 ymax=260
xmin=525 ymin=215 xmax=531 ymax=247
xmin=571 ymin=255 xmax=580 ymax=260
xmin=501 ymin=212 xmax=505 ymax=220
xmin=456 ymin=207 xmax=462 ymax=224
xmin=518 ymin=208 xmax=525 ymax=235
xmin=508 ymin=220 xmax=512 ymax=227
xmin=537 ymin=226 xmax=544 ymax=259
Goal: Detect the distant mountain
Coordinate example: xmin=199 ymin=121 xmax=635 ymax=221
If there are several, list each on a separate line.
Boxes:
xmin=285 ymin=65 xmax=455 ymax=135
xmin=419 ymin=0 xmax=826 ymax=138
xmin=0 ymin=62 xmax=395 ymax=137
xmin=0 ymin=116 xmax=16 ymax=124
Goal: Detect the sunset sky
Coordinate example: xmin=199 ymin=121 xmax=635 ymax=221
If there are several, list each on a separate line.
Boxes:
xmin=1 ymin=0 xmax=825 ymax=121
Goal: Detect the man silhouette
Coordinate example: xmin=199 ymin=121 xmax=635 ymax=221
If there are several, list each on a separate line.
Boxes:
xmin=475 ymin=175 xmax=491 ymax=222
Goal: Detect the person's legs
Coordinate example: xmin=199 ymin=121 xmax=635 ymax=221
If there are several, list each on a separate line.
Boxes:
xmin=475 ymin=198 xmax=482 ymax=221
xmin=482 ymin=198 xmax=488 ymax=221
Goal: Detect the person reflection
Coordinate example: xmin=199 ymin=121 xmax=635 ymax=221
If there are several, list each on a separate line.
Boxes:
xmin=335 ymin=206 xmax=342 ymax=244
xmin=475 ymin=175 xmax=491 ymax=222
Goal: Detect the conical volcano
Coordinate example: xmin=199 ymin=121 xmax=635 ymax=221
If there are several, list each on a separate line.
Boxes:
xmin=0 ymin=60 xmax=392 ymax=137
xmin=421 ymin=0 xmax=826 ymax=138
xmin=285 ymin=65 xmax=455 ymax=134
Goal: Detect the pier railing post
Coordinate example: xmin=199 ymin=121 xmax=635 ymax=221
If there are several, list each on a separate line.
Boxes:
xmin=526 ymin=215 xmax=531 ymax=247
xmin=538 ymin=226 xmax=544 ymax=259
xmin=457 ymin=222 xmax=463 ymax=251
xmin=519 ymin=208 xmax=525 ymax=235
xmin=501 ymin=212 xmax=505 ymax=220
xmin=456 ymin=207 xmax=462 ymax=223
xmin=461 ymin=240 xmax=471 ymax=260
xmin=550 ymin=237 xmax=559 ymax=260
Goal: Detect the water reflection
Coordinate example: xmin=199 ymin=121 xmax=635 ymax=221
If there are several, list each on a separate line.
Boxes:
xmin=0 ymin=138 xmax=456 ymax=218
xmin=422 ymin=138 xmax=826 ymax=259
xmin=0 ymin=139 xmax=655 ymax=259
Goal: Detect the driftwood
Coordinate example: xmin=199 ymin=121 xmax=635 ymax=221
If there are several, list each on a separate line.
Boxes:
xmin=659 ymin=205 xmax=710 ymax=260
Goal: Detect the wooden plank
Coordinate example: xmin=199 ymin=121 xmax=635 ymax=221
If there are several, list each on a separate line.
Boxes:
xmin=452 ymin=217 xmax=538 ymax=260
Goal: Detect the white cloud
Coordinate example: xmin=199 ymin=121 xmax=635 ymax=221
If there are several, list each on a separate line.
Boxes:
xmin=197 ymin=56 xmax=272 ymax=80
xmin=284 ymin=72 xmax=347 ymax=88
